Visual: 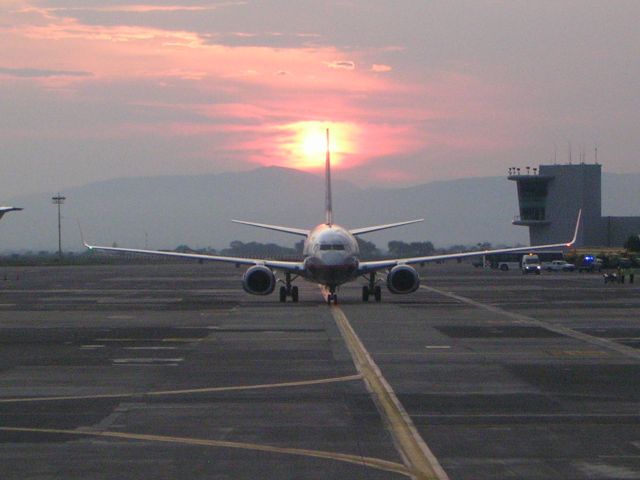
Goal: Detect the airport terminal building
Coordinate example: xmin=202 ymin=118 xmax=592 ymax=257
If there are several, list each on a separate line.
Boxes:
xmin=509 ymin=163 xmax=640 ymax=247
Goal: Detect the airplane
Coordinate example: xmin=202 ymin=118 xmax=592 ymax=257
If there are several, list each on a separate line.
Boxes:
xmin=0 ymin=207 xmax=22 ymax=221
xmin=85 ymin=130 xmax=581 ymax=304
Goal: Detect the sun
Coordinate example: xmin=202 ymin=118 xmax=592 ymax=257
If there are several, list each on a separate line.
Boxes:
xmin=301 ymin=129 xmax=329 ymax=159
xmin=277 ymin=121 xmax=359 ymax=170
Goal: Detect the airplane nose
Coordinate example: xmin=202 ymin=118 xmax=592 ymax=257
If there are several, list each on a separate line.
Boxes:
xmin=320 ymin=252 xmax=345 ymax=265
xmin=305 ymin=254 xmax=358 ymax=283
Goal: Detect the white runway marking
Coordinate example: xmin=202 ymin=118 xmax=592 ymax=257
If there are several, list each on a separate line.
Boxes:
xmin=420 ymin=284 xmax=640 ymax=360
xmin=112 ymin=358 xmax=184 ymax=365
xmin=123 ymin=346 xmax=178 ymax=351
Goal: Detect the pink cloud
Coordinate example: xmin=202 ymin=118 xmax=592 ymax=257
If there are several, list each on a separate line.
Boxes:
xmin=325 ymin=60 xmax=355 ymax=70
xmin=0 ymin=1 xmax=531 ymax=186
xmin=371 ymin=64 xmax=392 ymax=73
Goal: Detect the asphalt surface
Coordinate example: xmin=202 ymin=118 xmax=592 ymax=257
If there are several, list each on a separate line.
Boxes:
xmin=0 ymin=262 xmax=639 ymax=479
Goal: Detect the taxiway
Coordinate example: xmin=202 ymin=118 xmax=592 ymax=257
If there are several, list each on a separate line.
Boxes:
xmin=0 ymin=263 xmax=639 ymax=479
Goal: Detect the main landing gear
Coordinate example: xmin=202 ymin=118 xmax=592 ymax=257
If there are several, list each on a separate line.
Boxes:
xmin=362 ymin=273 xmax=382 ymax=302
xmin=279 ymin=273 xmax=299 ymax=303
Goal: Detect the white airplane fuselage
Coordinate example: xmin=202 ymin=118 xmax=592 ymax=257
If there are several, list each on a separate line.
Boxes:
xmin=302 ymin=224 xmax=360 ymax=287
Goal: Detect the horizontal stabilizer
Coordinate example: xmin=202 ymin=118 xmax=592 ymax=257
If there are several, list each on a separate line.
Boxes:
xmin=232 ymin=220 xmax=310 ymax=237
xmin=349 ymin=219 xmax=424 ymax=236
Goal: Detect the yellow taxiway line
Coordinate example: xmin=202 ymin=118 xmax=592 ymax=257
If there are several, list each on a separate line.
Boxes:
xmin=0 ymin=374 xmax=362 ymax=404
xmin=330 ymin=306 xmax=450 ymax=480
xmin=0 ymin=427 xmax=410 ymax=477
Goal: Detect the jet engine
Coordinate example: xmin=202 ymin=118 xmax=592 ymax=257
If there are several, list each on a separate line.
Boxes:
xmin=242 ymin=265 xmax=276 ymax=295
xmin=387 ymin=265 xmax=420 ymax=294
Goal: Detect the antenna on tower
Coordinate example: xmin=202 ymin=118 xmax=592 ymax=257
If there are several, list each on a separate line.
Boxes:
xmin=594 ymin=144 xmax=598 ymax=164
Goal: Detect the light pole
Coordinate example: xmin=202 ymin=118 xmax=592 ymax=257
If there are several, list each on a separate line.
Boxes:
xmin=51 ymin=193 xmax=66 ymax=259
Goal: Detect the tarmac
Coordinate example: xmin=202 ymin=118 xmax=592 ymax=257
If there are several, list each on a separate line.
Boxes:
xmin=0 ymin=262 xmax=639 ymax=479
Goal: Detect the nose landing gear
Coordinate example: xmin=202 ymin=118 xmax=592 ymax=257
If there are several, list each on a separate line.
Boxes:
xmin=326 ymin=285 xmax=338 ymax=305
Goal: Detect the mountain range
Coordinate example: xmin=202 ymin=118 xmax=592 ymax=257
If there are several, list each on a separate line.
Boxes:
xmin=2 ymin=166 xmax=639 ymax=253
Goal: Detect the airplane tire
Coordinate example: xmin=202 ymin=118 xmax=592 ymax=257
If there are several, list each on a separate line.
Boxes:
xmin=374 ymin=285 xmax=382 ymax=302
xmin=362 ymin=286 xmax=369 ymax=302
xmin=291 ymin=286 xmax=299 ymax=303
xmin=279 ymin=286 xmax=287 ymax=302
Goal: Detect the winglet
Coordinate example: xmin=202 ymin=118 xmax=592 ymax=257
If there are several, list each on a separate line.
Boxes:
xmin=77 ymin=219 xmax=91 ymax=249
xmin=567 ymin=209 xmax=582 ymax=246
xmin=0 ymin=206 xmax=22 ymax=220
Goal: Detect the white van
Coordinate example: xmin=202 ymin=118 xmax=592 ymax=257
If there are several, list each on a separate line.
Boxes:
xmin=522 ymin=254 xmax=541 ymax=274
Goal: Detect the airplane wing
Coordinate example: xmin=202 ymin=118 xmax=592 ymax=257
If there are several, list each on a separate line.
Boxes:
xmin=231 ymin=220 xmax=310 ymax=237
xmin=84 ymin=243 xmax=305 ymax=273
xmin=0 ymin=206 xmax=22 ymax=220
xmin=359 ymin=210 xmax=582 ymax=274
xmin=349 ymin=219 xmax=424 ymax=236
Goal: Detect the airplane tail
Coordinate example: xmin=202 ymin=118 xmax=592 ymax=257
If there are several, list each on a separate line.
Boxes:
xmin=231 ymin=128 xmax=334 ymax=236
xmin=234 ymin=127 xmax=422 ymax=236
xmin=325 ymin=128 xmax=333 ymax=226
xmin=323 ymin=128 xmax=423 ymax=234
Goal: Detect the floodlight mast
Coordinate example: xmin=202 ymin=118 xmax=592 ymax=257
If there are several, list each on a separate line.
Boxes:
xmin=51 ymin=193 xmax=66 ymax=259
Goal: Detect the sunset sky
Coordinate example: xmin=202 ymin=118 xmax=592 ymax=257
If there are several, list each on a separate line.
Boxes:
xmin=2 ymin=1 xmax=640 ymax=197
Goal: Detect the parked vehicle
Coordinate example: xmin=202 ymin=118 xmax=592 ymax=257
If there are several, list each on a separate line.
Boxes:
xmin=578 ymin=255 xmax=602 ymax=273
xmin=545 ymin=260 xmax=576 ymax=272
xmin=489 ymin=251 xmax=564 ymax=272
xmin=522 ymin=254 xmax=542 ymax=274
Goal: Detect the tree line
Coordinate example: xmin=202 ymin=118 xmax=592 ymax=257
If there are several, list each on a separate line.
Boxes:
xmin=172 ymin=239 xmax=502 ymax=259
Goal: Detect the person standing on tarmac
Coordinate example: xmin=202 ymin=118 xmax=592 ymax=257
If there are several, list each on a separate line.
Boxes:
xmin=617 ymin=266 xmax=625 ymax=284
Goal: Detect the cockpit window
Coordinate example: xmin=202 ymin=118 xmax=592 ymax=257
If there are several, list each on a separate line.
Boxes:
xmin=319 ymin=244 xmax=346 ymax=251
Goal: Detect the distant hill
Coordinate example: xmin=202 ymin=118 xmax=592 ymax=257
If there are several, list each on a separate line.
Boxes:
xmin=2 ymin=167 xmax=639 ymax=253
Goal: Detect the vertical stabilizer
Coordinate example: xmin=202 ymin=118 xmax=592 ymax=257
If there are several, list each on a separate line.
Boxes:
xmin=325 ymin=128 xmax=333 ymax=226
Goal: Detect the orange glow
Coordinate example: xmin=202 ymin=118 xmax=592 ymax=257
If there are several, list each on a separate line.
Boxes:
xmin=275 ymin=122 xmax=360 ymax=170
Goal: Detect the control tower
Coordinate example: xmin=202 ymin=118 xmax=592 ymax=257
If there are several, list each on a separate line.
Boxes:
xmin=509 ymin=163 xmax=602 ymax=247
xmin=510 ymin=163 xmax=640 ymax=247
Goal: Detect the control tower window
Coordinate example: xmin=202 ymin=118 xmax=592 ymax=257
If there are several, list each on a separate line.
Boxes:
xmin=521 ymin=207 xmax=546 ymax=221
xmin=519 ymin=181 xmax=548 ymax=199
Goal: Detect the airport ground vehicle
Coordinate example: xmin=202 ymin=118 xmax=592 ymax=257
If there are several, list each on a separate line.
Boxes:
xmin=522 ymin=254 xmax=542 ymax=274
xmin=493 ymin=252 xmax=521 ymax=271
xmin=490 ymin=251 xmax=564 ymax=271
xmin=545 ymin=260 xmax=576 ymax=272
xmin=578 ymin=254 xmax=602 ymax=273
